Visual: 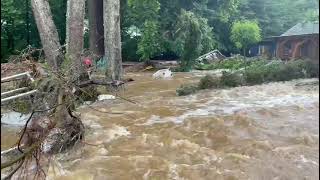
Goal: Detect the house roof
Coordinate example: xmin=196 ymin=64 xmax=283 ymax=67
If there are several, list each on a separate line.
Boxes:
xmin=280 ymin=22 xmax=319 ymax=37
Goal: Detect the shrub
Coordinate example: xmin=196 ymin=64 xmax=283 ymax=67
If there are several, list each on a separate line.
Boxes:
xmin=176 ymin=84 xmax=198 ymax=96
xmin=243 ymin=62 xmax=268 ymax=85
xmin=198 ymin=75 xmax=221 ymax=89
xmin=220 ymin=71 xmax=245 ymax=87
xmin=176 ymin=59 xmax=319 ymax=97
xmin=244 ymin=59 xmax=319 ymax=84
xmin=297 ymin=59 xmax=319 ymax=78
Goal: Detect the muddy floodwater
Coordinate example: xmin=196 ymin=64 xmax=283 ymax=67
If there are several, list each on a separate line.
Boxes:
xmin=1 ymin=72 xmax=319 ymax=180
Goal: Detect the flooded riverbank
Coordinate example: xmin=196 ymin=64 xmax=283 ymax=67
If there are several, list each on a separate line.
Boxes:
xmin=1 ymin=72 xmax=319 ymax=180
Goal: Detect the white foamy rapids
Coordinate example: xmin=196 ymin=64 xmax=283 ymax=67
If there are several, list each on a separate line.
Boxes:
xmin=143 ymin=83 xmax=318 ymax=125
xmin=103 ymin=125 xmax=131 ymax=143
xmin=1 ymin=112 xmax=31 ymax=126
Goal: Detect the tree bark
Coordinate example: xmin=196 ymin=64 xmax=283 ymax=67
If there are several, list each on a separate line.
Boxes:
xmin=25 ymin=0 xmax=30 ymax=45
xmin=104 ymin=0 xmax=123 ymax=80
xmin=65 ymin=0 xmax=86 ymax=82
xmin=88 ymin=0 xmax=105 ymax=57
xmin=30 ymin=0 xmax=63 ymax=71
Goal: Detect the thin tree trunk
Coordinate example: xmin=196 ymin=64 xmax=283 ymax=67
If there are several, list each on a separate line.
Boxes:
xmin=30 ymin=0 xmax=62 ymax=71
xmin=104 ymin=0 xmax=123 ymax=80
xmin=26 ymin=0 xmax=30 ymax=45
xmin=96 ymin=0 xmax=105 ymax=56
xmin=65 ymin=0 xmax=86 ymax=82
xmin=88 ymin=0 xmax=104 ymax=57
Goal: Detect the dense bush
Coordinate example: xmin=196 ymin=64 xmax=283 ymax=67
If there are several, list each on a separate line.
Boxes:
xmin=195 ymin=57 xmax=271 ymax=71
xmin=176 ymin=84 xmax=198 ymax=96
xmin=177 ymin=59 xmax=319 ymax=96
xmin=198 ymin=75 xmax=221 ymax=89
xmin=220 ymin=71 xmax=245 ymax=87
xmin=244 ymin=59 xmax=319 ymax=85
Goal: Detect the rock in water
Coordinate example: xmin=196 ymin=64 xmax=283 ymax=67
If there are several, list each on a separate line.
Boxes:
xmin=152 ymin=69 xmax=173 ymax=79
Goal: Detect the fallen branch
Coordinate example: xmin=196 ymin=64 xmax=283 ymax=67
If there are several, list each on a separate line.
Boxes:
xmin=1 ymin=142 xmax=40 ymax=169
xmin=77 ymin=79 xmax=123 ymax=88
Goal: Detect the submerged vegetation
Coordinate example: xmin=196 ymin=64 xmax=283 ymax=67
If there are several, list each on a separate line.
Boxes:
xmin=177 ymin=59 xmax=319 ymax=96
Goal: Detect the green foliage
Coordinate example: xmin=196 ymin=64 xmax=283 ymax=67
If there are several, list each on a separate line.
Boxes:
xmin=198 ymin=75 xmax=221 ymax=89
xmin=175 ymin=10 xmax=201 ymax=71
xmin=174 ymin=10 xmax=216 ymax=71
xmin=1 ymin=0 xmax=318 ymax=63
xmin=126 ymin=0 xmax=164 ymax=61
xmin=1 ymin=0 xmax=29 ymax=62
xmin=10 ymin=100 xmax=31 ymax=113
xmin=177 ymin=58 xmax=319 ymax=96
xmin=195 ymin=56 xmax=271 ymax=70
xmin=230 ymin=20 xmax=261 ymax=55
xmin=237 ymin=0 xmax=318 ymax=37
xmin=176 ymin=84 xmax=198 ymax=96
xmin=128 ymin=0 xmax=160 ymax=27
xmin=244 ymin=59 xmax=319 ymax=85
xmin=220 ymin=71 xmax=245 ymax=87
xmin=137 ymin=21 xmax=163 ymax=61
xmin=122 ymin=35 xmax=141 ymax=61
xmin=196 ymin=59 xmax=247 ymax=70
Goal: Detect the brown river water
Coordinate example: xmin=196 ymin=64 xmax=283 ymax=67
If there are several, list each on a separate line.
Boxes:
xmin=1 ymin=72 xmax=319 ymax=180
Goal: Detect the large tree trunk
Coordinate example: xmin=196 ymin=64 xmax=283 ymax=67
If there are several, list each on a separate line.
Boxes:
xmin=88 ymin=0 xmax=105 ymax=57
xmin=65 ymin=0 xmax=86 ymax=82
xmin=30 ymin=0 xmax=63 ymax=71
xmin=104 ymin=0 xmax=123 ymax=80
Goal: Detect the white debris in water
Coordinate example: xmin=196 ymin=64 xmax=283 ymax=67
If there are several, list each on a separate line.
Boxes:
xmin=103 ymin=125 xmax=131 ymax=143
xmin=98 ymin=94 xmax=116 ymax=101
xmin=152 ymin=69 xmax=173 ymax=79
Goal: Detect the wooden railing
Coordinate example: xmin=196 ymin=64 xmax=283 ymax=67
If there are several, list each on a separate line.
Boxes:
xmin=1 ymin=72 xmax=38 ymax=104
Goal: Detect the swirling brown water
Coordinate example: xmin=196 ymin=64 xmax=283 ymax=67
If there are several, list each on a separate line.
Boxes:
xmin=2 ymin=72 xmax=319 ymax=180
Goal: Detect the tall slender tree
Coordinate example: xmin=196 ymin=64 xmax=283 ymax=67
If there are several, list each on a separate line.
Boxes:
xmin=65 ymin=0 xmax=87 ymax=81
xmin=31 ymin=0 xmax=63 ymax=70
xmin=104 ymin=0 xmax=123 ymax=80
xmin=88 ymin=0 xmax=105 ymax=57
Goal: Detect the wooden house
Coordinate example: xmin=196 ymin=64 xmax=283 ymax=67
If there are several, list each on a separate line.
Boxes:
xmin=256 ymin=22 xmax=319 ymax=63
